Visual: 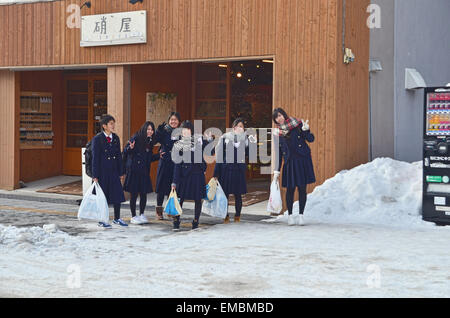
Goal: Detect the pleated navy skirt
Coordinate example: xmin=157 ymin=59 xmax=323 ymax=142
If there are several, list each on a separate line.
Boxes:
xmin=218 ymin=165 xmax=248 ymax=196
xmin=123 ymin=171 xmax=153 ymax=194
xmin=155 ymin=159 xmax=175 ymax=196
xmin=281 ymin=155 xmax=316 ymax=188
xmin=177 ymin=172 xmax=206 ymax=201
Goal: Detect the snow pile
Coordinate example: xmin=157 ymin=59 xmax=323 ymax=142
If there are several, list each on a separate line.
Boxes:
xmin=0 ymin=224 xmax=69 ymax=249
xmin=268 ymin=158 xmax=429 ymax=228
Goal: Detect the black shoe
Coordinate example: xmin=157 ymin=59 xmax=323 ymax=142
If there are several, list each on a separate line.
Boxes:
xmin=173 ymin=217 xmax=181 ymax=232
xmin=192 ymin=220 xmax=199 ymax=230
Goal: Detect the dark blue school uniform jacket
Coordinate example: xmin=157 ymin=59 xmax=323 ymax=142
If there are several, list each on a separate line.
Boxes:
xmin=277 ymin=123 xmax=316 ymax=188
xmin=213 ymin=135 xmax=254 ymax=196
xmin=154 ymin=124 xmax=180 ymax=196
xmin=92 ymin=132 xmax=125 ymax=205
xmin=172 ymin=137 xmax=211 ymax=201
xmin=123 ymin=134 xmax=160 ymax=194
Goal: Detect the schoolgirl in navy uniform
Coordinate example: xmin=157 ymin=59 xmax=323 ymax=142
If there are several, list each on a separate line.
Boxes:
xmin=92 ymin=114 xmax=127 ymax=228
xmin=213 ymin=118 xmax=257 ymax=223
xmin=123 ymin=121 xmax=160 ymax=225
xmin=154 ymin=112 xmax=181 ymax=220
xmin=272 ymin=108 xmax=316 ymax=226
xmin=170 ymin=120 xmax=212 ymax=231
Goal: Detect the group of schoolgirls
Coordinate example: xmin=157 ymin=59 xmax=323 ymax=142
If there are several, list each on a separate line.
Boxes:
xmin=91 ymin=107 xmax=316 ymax=230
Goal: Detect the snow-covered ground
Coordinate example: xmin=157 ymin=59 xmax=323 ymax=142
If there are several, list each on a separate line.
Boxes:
xmin=267 ymin=157 xmax=426 ymax=229
xmin=1 ymin=158 xmax=450 ymax=298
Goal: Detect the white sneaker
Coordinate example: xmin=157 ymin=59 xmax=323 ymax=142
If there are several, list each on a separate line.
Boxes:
xmin=296 ymin=214 xmax=305 ymax=226
xmin=139 ymin=214 xmax=149 ymax=224
xmin=288 ymin=215 xmax=296 ymax=226
xmin=130 ymin=216 xmax=143 ymax=225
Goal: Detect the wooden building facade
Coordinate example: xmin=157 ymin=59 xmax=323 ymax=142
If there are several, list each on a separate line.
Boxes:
xmin=0 ymin=0 xmax=370 ymax=192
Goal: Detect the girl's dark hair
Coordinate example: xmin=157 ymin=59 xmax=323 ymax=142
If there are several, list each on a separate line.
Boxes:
xmin=180 ymin=120 xmax=194 ymax=135
xmin=134 ymin=121 xmax=155 ymax=151
xmin=100 ymin=114 xmax=115 ymax=131
xmin=272 ymin=108 xmax=289 ymax=125
xmin=167 ymin=112 xmax=181 ymax=126
xmin=232 ymin=117 xmax=245 ymax=128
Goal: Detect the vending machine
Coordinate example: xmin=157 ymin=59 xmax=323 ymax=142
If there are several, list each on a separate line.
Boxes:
xmin=423 ymin=86 xmax=450 ymax=225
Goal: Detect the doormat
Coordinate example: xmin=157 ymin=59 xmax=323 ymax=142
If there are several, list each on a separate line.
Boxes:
xmin=229 ymin=191 xmax=269 ymax=207
xmin=37 ymin=180 xmax=83 ymax=196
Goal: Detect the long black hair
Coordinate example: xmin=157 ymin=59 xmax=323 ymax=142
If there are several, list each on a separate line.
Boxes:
xmin=134 ymin=121 xmax=155 ymax=151
xmin=272 ymin=108 xmax=289 ymax=125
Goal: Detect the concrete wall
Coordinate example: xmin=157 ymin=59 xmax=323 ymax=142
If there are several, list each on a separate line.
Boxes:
xmin=394 ymin=0 xmax=450 ymax=162
xmin=370 ymin=0 xmax=450 ymax=163
xmin=369 ymin=0 xmax=395 ymax=159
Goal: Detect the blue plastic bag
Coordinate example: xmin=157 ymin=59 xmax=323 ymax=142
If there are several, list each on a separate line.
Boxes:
xmin=164 ymin=189 xmax=183 ymax=216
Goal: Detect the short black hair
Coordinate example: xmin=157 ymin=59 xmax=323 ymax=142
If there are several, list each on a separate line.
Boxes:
xmin=232 ymin=117 xmax=245 ymax=128
xmin=272 ymin=108 xmax=289 ymax=125
xmin=100 ymin=114 xmax=115 ymax=131
xmin=180 ymin=120 xmax=194 ymax=135
xmin=167 ymin=112 xmax=181 ymax=126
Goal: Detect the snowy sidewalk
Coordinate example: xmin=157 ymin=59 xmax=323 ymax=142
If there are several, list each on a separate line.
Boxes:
xmin=2 ymin=158 xmax=450 ymax=297
xmin=1 ymin=213 xmax=450 ymax=298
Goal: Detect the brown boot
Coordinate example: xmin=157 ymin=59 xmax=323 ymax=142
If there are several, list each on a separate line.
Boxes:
xmin=223 ymin=215 xmax=230 ymax=224
xmin=156 ymin=206 xmax=164 ymax=220
xmin=234 ymin=216 xmax=241 ymax=223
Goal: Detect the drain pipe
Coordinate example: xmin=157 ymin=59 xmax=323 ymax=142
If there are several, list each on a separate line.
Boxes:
xmin=342 ymin=0 xmax=346 ymax=54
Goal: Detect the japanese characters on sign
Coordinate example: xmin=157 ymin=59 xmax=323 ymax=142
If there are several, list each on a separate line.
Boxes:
xmin=80 ymin=10 xmax=147 ymax=47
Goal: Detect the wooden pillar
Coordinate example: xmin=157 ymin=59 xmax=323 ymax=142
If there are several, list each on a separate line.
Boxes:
xmin=0 ymin=70 xmax=20 ymax=190
xmin=107 ymin=65 xmax=131 ymax=147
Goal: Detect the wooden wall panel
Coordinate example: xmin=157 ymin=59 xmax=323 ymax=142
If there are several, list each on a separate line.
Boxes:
xmin=0 ymin=71 xmax=20 ymax=190
xmin=19 ymin=71 xmax=65 ymax=183
xmin=0 ymin=0 xmax=276 ymax=67
xmin=335 ymin=0 xmax=370 ymax=172
xmin=274 ymin=0 xmax=339 ymax=192
xmin=130 ymin=63 xmax=193 ymax=134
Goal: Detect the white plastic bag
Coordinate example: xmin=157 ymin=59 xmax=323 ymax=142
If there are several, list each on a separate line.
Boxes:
xmin=202 ymin=182 xmax=228 ymax=219
xmin=267 ymin=179 xmax=282 ymax=214
xmin=78 ymin=182 xmax=110 ymax=223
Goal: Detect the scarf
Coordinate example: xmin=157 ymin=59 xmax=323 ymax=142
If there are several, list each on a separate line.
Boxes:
xmin=164 ymin=123 xmax=175 ymax=134
xmin=276 ymin=117 xmax=301 ymax=137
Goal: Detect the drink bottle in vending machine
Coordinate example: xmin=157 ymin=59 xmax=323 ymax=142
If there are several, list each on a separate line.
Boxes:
xmin=423 ymin=86 xmax=450 ymax=225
